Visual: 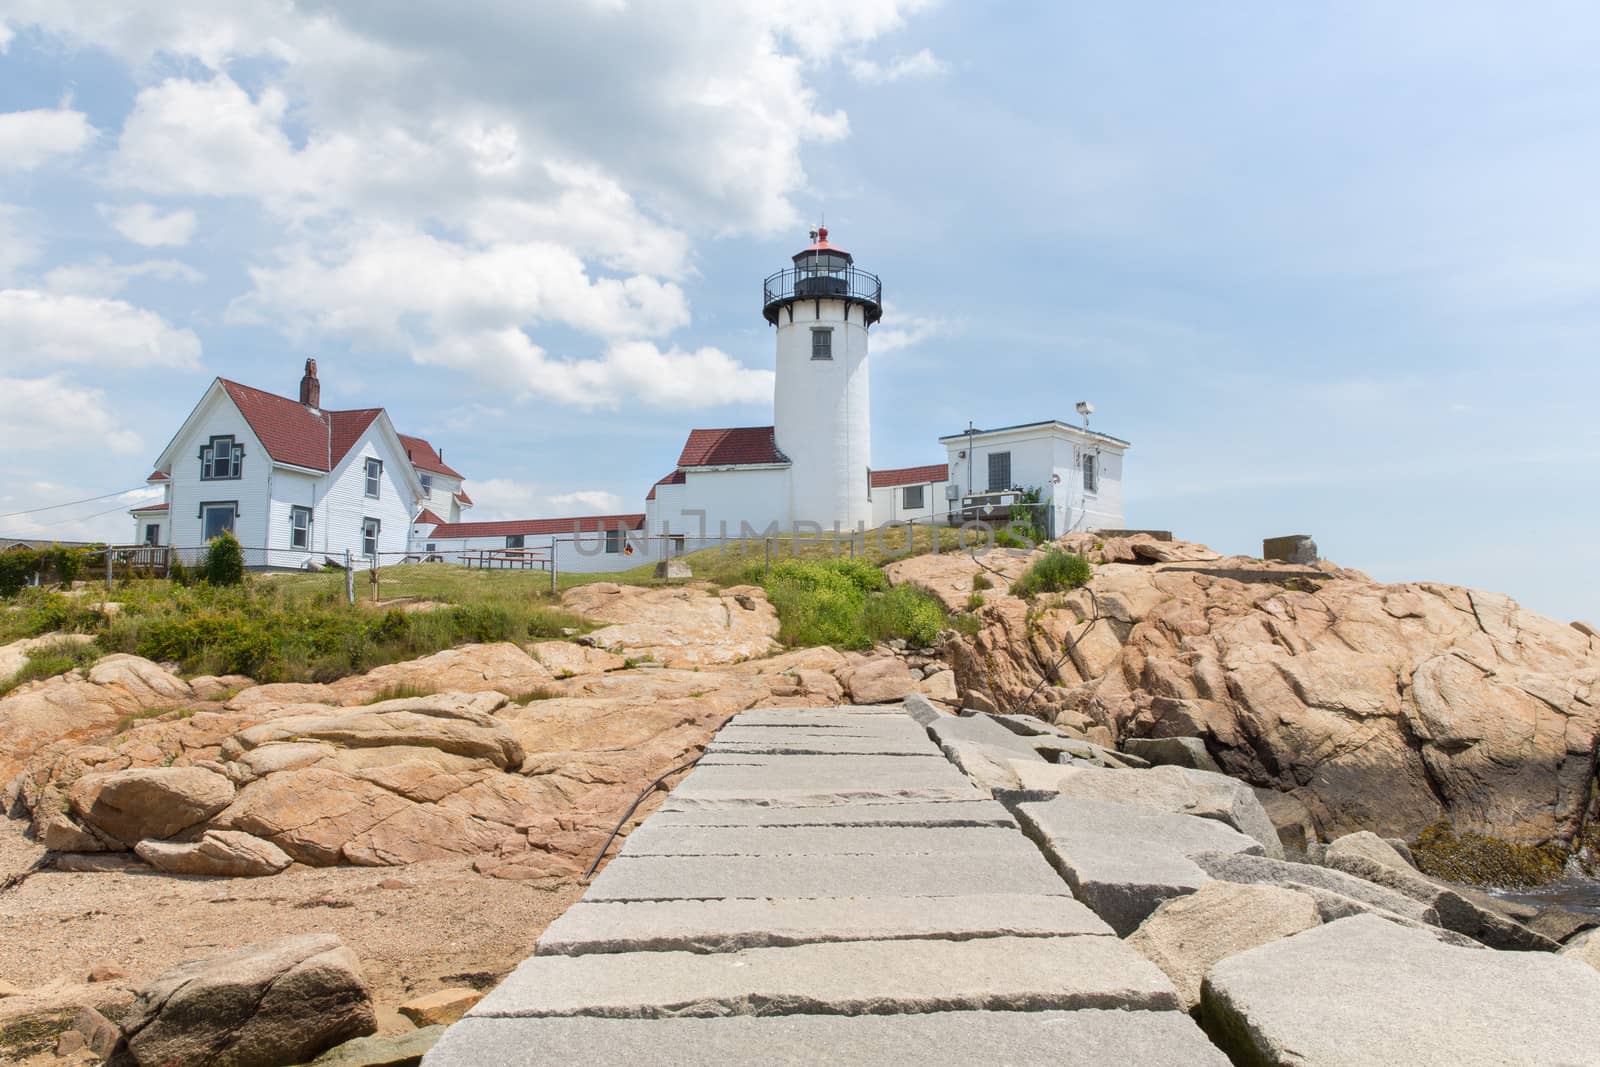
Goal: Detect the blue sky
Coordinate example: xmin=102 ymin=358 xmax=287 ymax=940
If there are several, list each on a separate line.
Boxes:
xmin=1 ymin=2 xmax=1595 ymax=621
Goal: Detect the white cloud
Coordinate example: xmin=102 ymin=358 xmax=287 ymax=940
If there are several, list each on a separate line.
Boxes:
xmin=11 ymin=1 xmax=936 ymax=410
xmin=469 ymin=478 xmax=626 ymax=521
xmin=0 ymin=377 xmax=144 ymax=457
xmin=848 ymin=48 xmax=947 ymax=84
xmin=417 ymin=330 xmax=773 ymax=410
xmin=0 ymin=204 xmax=39 ymax=284
xmin=43 ymin=257 xmax=204 ymax=297
xmin=233 ymin=228 xmax=690 ymax=346
xmin=547 ymin=489 xmax=626 ymax=513
xmin=0 ymin=106 xmax=93 ymax=171
xmin=99 ymin=202 xmax=198 ymax=246
xmin=873 ymin=308 xmax=956 ymax=354
xmin=0 ymin=23 xmax=13 ymax=53
xmin=0 ymin=289 xmax=201 ymax=368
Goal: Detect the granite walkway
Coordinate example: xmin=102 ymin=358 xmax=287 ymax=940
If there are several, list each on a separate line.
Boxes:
xmin=423 ymin=705 xmax=1227 ymax=1065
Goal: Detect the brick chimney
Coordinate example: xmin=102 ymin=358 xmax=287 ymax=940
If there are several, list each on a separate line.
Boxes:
xmin=299 ymin=358 xmax=320 ymax=408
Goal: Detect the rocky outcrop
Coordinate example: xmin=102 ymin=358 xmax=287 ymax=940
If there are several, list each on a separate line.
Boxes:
xmin=68 ymin=767 xmax=235 ymax=846
xmin=109 ymin=933 xmax=375 ymax=1067
xmin=135 ymin=830 xmax=292 ymax=877
xmin=0 ymin=654 xmax=193 ymax=791
xmin=561 ymin=583 xmax=780 ymax=666
xmin=935 ymin=534 xmax=1600 ymax=847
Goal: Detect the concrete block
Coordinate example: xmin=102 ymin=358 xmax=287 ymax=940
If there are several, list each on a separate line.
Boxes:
xmin=618 ymin=824 xmax=1033 ymax=858
xmin=651 ymin=800 xmax=1016 ymax=828
xmin=672 ymin=753 xmax=984 ymax=805
xmin=1261 ymin=534 xmax=1317 ymax=564
xmin=469 ymin=936 xmax=1181 ymax=1019
xmin=1122 ymin=736 xmax=1223 ymax=774
xmin=1202 ymin=915 xmax=1600 ymax=1066
xmin=1013 ymin=797 xmax=1263 ymax=935
xmin=536 ymin=893 xmax=1114 ymax=955
xmin=583 ymin=851 xmax=1069 ymax=901
xmin=424 ymin=1010 xmax=1229 ymax=1066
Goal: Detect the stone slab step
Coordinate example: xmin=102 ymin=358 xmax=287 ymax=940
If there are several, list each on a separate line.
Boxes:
xmin=423 ymin=1010 xmax=1228 ymax=1066
xmin=468 ymin=936 xmax=1181 ymax=1019
xmin=1203 ymin=914 xmax=1600 ymax=1066
xmin=707 ymin=736 xmax=937 ymax=756
xmin=618 ymin=824 xmax=1034 ymax=858
xmin=1014 ymin=796 xmax=1264 ymax=935
xmin=717 ymin=720 xmax=931 ymax=741
xmin=673 ymin=754 xmax=983 ymax=805
xmin=536 ymin=894 xmax=1115 ymax=955
xmin=651 ymin=799 xmax=1016 ymax=828
xmin=731 ymin=707 xmax=913 ymax=723
xmin=584 ymin=852 xmax=1068 ymax=901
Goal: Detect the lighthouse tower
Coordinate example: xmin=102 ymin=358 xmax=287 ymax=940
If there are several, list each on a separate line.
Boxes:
xmin=764 ymin=227 xmax=882 ymax=530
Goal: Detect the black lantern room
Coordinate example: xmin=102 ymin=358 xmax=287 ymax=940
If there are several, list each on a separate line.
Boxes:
xmin=762 ymin=227 xmax=882 ymax=326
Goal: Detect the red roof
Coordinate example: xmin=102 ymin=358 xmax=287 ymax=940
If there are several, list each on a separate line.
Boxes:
xmin=454 ymin=489 xmax=474 ymax=507
xmin=871 ymin=463 xmax=949 ymax=489
xmin=146 ymin=471 xmax=168 ymax=482
xmin=644 ymin=469 xmax=686 ymax=502
xmin=427 ymin=514 xmax=645 ymax=538
xmin=797 ymin=225 xmax=850 ymax=258
xmin=676 ymin=427 xmax=789 ymax=468
xmin=398 ymin=434 xmax=464 ymax=479
xmin=130 ymin=503 xmax=169 ymax=513
xmin=217 ymin=379 xmax=447 ymax=482
xmin=413 ymin=508 xmax=445 ymax=526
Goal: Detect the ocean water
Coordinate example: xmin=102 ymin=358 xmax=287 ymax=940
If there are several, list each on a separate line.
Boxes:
xmin=1489 ymin=876 xmax=1600 ymax=920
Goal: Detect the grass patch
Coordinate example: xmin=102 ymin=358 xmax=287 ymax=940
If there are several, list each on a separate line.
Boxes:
xmin=0 ymin=638 xmax=100 ymax=698
xmin=759 ymin=558 xmax=947 ymax=650
xmin=365 ymin=682 xmax=439 ymax=704
xmin=965 ymin=592 xmax=985 ymax=612
xmin=1410 ymin=822 xmax=1571 ymax=889
xmin=1010 ymin=549 xmax=1092 ymax=599
xmin=971 ymin=573 xmax=993 ymax=591
xmin=2 ymin=567 xmax=589 ymax=686
xmin=511 ymin=686 xmax=562 ymax=703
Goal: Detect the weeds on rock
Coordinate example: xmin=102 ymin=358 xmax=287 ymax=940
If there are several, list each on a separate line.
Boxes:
xmin=759 ymin=558 xmax=947 ymax=650
xmin=1410 ymin=822 xmax=1571 ymax=888
xmin=1010 ymin=549 xmax=1092 ymax=599
xmin=365 ymin=682 xmax=440 ymax=704
xmin=0 ymin=638 xmax=100 ymax=698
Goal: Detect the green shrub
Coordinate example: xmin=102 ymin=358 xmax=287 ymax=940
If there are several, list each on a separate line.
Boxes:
xmin=760 ymin=558 xmax=945 ymax=650
xmin=965 ymin=591 xmax=985 ymax=612
xmin=971 ymin=573 xmax=992 ymax=591
xmin=0 ymin=549 xmax=40 ymax=599
xmin=1011 ymin=549 xmax=1092 ymax=599
xmin=168 ymin=556 xmax=191 ymax=588
xmin=204 ymin=532 xmax=245 ymax=587
xmin=46 ymin=546 xmax=88 ymax=586
xmin=863 ymin=584 xmax=947 ymax=647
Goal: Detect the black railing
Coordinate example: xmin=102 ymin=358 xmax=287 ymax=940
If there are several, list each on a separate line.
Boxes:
xmin=763 ymin=265 xmax=882 ymax=324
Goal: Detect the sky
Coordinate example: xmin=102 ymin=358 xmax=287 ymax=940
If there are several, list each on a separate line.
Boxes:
xmin=0 ymin=2 xmax=1596 ymax=621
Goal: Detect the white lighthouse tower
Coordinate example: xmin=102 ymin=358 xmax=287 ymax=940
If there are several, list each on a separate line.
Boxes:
xmin=764 ymin=227 xmax=882 ymax=530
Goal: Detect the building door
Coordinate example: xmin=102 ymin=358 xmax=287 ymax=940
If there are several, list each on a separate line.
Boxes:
xmin=144 ymin=524 xmax=161 ymax=546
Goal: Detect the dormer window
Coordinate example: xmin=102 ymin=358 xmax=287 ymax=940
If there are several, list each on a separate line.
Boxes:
xmin=365 ymin=458 xmax=382 ymax=498
xmin=200 ymin=436 xmax=242 ymax=480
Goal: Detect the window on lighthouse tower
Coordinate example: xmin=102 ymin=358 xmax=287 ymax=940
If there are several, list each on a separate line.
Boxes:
xmin=811 ymin=327 xmax=833 ymax=360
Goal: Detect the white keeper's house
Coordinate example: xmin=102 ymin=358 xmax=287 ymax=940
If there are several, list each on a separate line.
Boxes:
xmin=131 ymin=360 xmax=472 ymax=567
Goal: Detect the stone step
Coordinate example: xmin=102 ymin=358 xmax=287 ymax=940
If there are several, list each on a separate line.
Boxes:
xmin=707 ymin=735 xmax=937 ymax=756
xmin=467 ymin=936 xmax=1182 ymax=1019
xmin=536 ymin=894 xmax=1114 ymax=955
xmin=1203 ymin=914 xmax=1600 ymax=1066
xmin=618 ymin=824 xmax=1034 ymax=858
xmin=423 ymin=1010 xmax=1229 ymax=1066
xmin=584 ymin=852 xmax=1068 ymax=901
xmin=651 ymin=799 xmax=1016 ymax=828
xmin=1013 ymin=796 xmax=1264 ymax=936
xmin=673 ymin=754 xmax=983 ymax=806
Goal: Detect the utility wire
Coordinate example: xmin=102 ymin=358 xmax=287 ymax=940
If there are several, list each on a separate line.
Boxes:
xmin=0 ymin=487 xmax=148 ymax=519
